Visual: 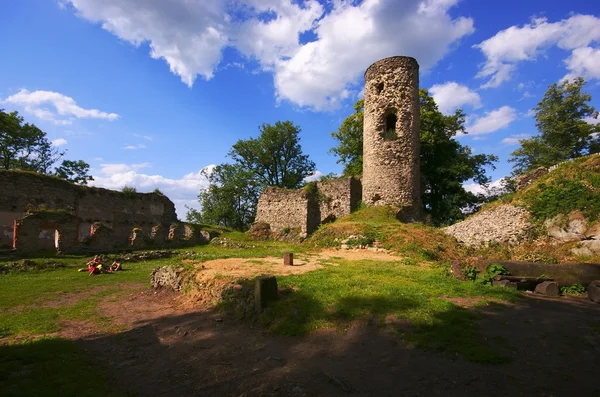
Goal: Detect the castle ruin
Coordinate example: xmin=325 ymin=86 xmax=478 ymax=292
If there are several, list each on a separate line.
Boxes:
xmin=255 ymin=56 xmax=422 ymax=236
xmin=0 ymin=171 xmax=211 ymax=255
xmin=362 ymin=56 xmax=421 ymax=219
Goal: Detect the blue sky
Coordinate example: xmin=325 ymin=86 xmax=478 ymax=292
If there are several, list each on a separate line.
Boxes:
xmin=1 ymin=0 xmax=599 ymax=217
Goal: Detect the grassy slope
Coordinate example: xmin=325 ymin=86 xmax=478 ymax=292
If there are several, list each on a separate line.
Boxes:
xmin=465 ymin=155 xmax=600 ymax=262
xmin=486 ymin=155 xmax=600 ymax=224
xmin=306 ymin=206 xmax=462 ymax=262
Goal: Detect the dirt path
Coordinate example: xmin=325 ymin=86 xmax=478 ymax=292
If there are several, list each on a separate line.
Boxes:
xmin=69 ymin=285 xmax=600 ymax=397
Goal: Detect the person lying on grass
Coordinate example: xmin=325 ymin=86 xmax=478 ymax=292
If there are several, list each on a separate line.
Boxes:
xmin=77 ymin=256 xmax=121 ymax=275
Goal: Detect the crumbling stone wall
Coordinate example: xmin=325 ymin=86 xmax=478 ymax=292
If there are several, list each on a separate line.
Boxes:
xmin=255 ymin=187 xmax=319 ymax=236
xmin=316 ymin=177 xmax=362 ymax=223
xmin=1 ymin=170 xmax=212 ymax=254
xmin=13 ymin=212 xmax=80 ymax=254
xmin=255 ymin=177 xmax=361 ymax=236
xmin=362 ymin=56 xmax=421 ymax=220
xmin=0 ymin=171 xmax=177 ymax=235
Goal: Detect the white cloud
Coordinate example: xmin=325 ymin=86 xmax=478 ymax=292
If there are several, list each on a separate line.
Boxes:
xmin=122 ymin=144 xmax=146 ymax=150
xmin=501 ymin=133 xmax=530 ymax=146
xmin=466 ymin=106 xmax=517 ymax=136
xmin=429 ymin=82 xmax=481 ymax=114
xmin=3 ymin=89 xmax=119 ymax=125
xmin=51 ymin=138 xmax=68 ymax=147
xmin=463 ymin=178 xmax=506 ymax=196
xmin=90 ymin=163 xmax=215 ymax=218
xmin=585 ymin=116 xmax=600 ymax=125
xmin=66 ymin=0 xmax=474 ymax=110
xmin=563 ymin=46 xmax=600 ymax=82
xmin=303 ymin=170 xmax=323 ymax=183
xmin=474 ymin=14 xmax=600 ymax=88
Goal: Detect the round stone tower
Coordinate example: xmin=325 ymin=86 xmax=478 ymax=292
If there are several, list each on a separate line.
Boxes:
xmin=362 ymin=56 xmax=421 ymax=221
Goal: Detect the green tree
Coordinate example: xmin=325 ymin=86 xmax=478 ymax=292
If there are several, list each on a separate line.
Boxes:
xmin=330 ymin=99 xmax=364 ymax=176
xmin=0 ymin=109 xmax=63 ymax=172
xmin=54 ymin=160 xmax=94 ymax=185
xmin=329 ymin=91 xmax=498 ymax=225
xmin=195 ymin=164 xmax=260 ymax=230
xmin=229 ymin=121 xmax=316 ymax=189
xmin=510 ymin=78 xmax=600 ymax=174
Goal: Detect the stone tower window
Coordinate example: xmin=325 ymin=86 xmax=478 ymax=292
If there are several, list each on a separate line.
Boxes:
xmin=383 ymin=110 xmax=398 ymax=141
xmin=376 ymin=82 xmax=384 ymax=94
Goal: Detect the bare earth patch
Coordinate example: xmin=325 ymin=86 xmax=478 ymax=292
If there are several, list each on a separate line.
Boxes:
xmin=191 ymin=248 xmax=404 ymax=283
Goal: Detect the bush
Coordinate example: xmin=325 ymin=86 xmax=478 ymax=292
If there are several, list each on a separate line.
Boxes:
xmin=121 ymin=185 xmax=138 ymax=197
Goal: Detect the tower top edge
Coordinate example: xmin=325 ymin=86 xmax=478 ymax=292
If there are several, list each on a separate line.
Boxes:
xmin=364 ymin=56 xmax=419 ymax=78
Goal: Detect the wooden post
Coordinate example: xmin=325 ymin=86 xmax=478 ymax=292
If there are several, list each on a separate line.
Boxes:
xmin=255 ymin=275 xmax=278 ymax=312
xmin=284 ymin=252 xmax=293 ymax=266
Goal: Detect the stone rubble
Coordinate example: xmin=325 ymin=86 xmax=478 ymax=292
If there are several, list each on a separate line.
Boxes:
xmin=444 ymin=205 xmax=533 ymax=246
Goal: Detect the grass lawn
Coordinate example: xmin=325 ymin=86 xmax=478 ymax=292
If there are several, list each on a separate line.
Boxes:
xmin=0 ymin=220 xmax=524 ymax=395
xmin=0 ymin=236 xmax=304 ymax=397
xmin=261 ymin=258 xmax=521 ymax=363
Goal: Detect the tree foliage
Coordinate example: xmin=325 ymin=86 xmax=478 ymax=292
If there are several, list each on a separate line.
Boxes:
xmin=329 ymin=99 xmax=364 ymax=176
xmin=510 ymin=78 xmax=600 ymax=174
xmin=54 ymin=160 xmax=94 ymax=185
xmin=0 ymin=109 xmax=64 ymax=172
xmin=195 ymin=164 xmax=260 ymax=230
xmin=189 ymin=121 xmax=315 ymax=230
xmin=329 ymin=91 xmax=498 ymax=225
xmin=229 ymin=121 xmax=316 ymax=189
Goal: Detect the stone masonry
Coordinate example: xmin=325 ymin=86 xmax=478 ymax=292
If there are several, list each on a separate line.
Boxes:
xmin=254 ymin=56 xmax=422 ymax=235
xmin=255 ymin=177 xmax=361 ymax=237
xmin=1 ymin=170 xmax=209 ymax=254
xmin=362 ymin=56 xmax=421 ymax=220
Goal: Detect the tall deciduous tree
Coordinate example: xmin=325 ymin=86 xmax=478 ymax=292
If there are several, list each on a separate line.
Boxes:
xmin=330 ymin=99 xmax=364 ymax=176
xmin=329 ymin=91 xmax=498 ymax=225
xmin=229 ymin=121 xmax=316 ymax=189
xmin=0 ymin=109 xmax=63 ymax=172
xmin=510 ymin=78 xmax=600 ymax=174
xmin=193 ymin=164 xmax=260 ymax=230
xmin=189 ymin=121 xmax=315 ymax=230
xmin=54 ymin=160 xmax=94 ymax=185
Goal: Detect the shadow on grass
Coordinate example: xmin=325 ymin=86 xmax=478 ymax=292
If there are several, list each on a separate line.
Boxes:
xmin=2 ymin=290 xmax=600 ymax=396
xmin=0 ymin=338 xmax=115 ymax=397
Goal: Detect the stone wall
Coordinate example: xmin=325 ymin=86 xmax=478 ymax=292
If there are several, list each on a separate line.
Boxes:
xmin=255 ymin=187 xmax=319 ymax=236
xmin=362 ymin=56 xmax=421 ymax=220
xmin=1 ymin=170 xmax=211 ymax=254
xmin=316 ymin=177 xmax=362 ymax=224
xmin=255 ymin=177 xmax=361 ymax=237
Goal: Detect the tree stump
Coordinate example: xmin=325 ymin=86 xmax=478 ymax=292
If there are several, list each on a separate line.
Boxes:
xmin=255 ymin=275 xmax=278 ymax=312
xmin=284 ymin=252 xmax=294 ymax=266
xmin=535 ymin=281 xmax=559 ymax=296
xmin=588 ymin=280 xmax=600 ymax=303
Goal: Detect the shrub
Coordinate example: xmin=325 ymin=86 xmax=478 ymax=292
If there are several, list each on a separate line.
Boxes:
xmin=121 ymin=185 xmax=138 ymax=197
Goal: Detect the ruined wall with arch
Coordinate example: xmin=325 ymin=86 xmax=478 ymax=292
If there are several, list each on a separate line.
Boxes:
xmin=1 ymin=170 xmax=210 ymax=254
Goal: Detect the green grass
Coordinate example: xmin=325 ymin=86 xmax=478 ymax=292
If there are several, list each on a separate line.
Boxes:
xmin=0 ymin=338 xmax=119 ymax=397
xmin=261 ymin=259 xmax=521 ymax=363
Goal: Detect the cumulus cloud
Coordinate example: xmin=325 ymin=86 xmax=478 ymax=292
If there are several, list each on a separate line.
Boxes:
xmin=501 ymin=133 xmax=530 ymax=146
xmin=563 ymin=46 xmax=600 ymax=82
xmin=3 ymin=89 xmax=119 ymax=125
xmin=429 ymin=82 xmax=481 ymax=114
xmin=474 ymin=14 xmax=600 ymax=88
xmin=66 ymin=0 xmax=474 ymax=110
xmin=90 ymin=163 xmax=215 ymax=218
xmin=463 ymin=178 xmax=506 ymax=196
xmin=51 ymin=138 xmax=68 ymax=147
xmin=465 ymin=106 xmax=517 ymax=136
